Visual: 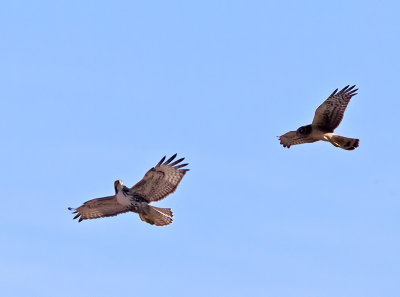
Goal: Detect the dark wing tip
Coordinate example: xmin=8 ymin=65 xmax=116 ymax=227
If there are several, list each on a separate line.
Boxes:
xmin=329 ymin=88 xmax=339 ymax=97
xmin=345 ymin=86 xmax=358 ymax=99
xmin=174 ymin=163 xmax=188 ymax=169
xmin=164 ymin=154 xmax=177 ymax=165
xmin=170 ymin=157 xmax=185 ymax=166
xmin=73 ymin=213 xmax=81 ymax=220
xmin=330 ymin=85 xmax=358 ymax=98
xmin=156 ymin=156 xmax=166 ymax=167
xmin=349 ymin=88 xmax=358 ymax=95
xmin=339 ymin=85 xmax=350 ymax=93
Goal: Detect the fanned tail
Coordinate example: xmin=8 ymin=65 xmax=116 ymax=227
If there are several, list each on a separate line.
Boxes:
xmin=151 ymin=206 xmax=174 ymax=217
xmin=329 ymin=135 xmax=359 ymax=150
xmin=139 ymin=205 xmax=173 ymax=226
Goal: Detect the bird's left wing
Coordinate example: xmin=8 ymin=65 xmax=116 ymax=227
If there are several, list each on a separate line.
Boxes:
xmin=312 ymin=85 xmax=358 ymax=132
xmin=279 ymin=131 xmax=318 ymax=148
xmin=130 ymin=154 xmax=189 ymax=202
xmin=68 ymin=196 xmax=131 ymax=222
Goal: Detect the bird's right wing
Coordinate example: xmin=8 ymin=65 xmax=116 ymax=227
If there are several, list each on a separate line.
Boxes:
xmin=130 ymin=154 xmax=189 ymax=202
xmin=312 ymin=85 xmax=358 ymax=132
xmin=68 ymin=196 xmax=131 ymax=222
xmin=279 ymin=131 xmax=318 ymax=148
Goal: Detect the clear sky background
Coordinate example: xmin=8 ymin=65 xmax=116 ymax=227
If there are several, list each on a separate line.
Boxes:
xmin=1 ymin=1 xmax=399 ymax=296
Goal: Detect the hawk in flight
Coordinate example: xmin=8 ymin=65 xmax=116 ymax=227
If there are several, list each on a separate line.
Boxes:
xmin=68 ymin=154 xmax=189 ymax=226
xmin=279 ymin=85 xmax=360 ymax=150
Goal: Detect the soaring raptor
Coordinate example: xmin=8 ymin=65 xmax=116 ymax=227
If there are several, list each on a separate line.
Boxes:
xmin=279 ymin=85 xmax=360 ymax=150
xmin=68 ymin=154 xmax=189 ymax=226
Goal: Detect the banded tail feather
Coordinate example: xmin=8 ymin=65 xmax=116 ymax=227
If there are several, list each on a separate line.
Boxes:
xmin=139 ymin=205 xmax=173 ymax=226
xmin=328 ymin=135 xmax=359 ymax=150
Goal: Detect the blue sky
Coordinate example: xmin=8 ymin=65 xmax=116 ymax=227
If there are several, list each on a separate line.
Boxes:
xmin=1 ymin=1 xmax=399 ymax=296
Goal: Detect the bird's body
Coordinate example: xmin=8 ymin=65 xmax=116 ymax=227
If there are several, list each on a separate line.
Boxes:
xmin=68 ymin=154 xmax=189 ymax=226
xmin=309 ymin=128 xmax=332 ymax=142
xmin=293 ymin=125 xmax=335 ymax=142
xmin=279 ymin=85 xmax=360 ymax=150
xmin=115 ymin=184 xmax=132 ymax=207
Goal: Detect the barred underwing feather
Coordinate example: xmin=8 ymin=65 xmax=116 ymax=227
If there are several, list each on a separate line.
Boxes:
xmin=313 ymin=85 xmax=358 ymax=131
xmin=279 ymin=131 xmax=318 ymax=148
xmin=130 ymin=154 xmax=189 ymax=202
xmin=68 ymin=196 xmax=131 ymax=222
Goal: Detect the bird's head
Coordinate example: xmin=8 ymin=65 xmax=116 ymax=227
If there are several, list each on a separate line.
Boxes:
xmin=114 ymin=180 xmax=125 ymax=194
xmin=296 ymin=125 xmax=312 ymax=137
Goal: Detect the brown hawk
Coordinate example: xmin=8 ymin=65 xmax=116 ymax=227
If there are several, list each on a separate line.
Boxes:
xmin=279 ymin=85 xmax=360 ymax=150
xmin=68 ymin=154 xmax=189 ymax=226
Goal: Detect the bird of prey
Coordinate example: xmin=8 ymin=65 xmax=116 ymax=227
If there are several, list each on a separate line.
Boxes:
xmin=279 ymin=85 xmax=360 ymax=150
xmin=68 ymin=154 xmax=189 ymax=226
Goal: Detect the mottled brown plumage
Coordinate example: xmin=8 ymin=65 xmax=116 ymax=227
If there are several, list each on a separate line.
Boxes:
xmin=68 ymin=154 xmax=189 ymax=226
xmin=279 ymin=85 xmax=360 ymax=150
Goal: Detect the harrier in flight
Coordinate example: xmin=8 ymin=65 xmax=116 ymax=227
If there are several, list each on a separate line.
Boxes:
xmin=68 ymin=154 xmax=189 ymax=226
xmin=279 ymin=85 xmax=360 ymax=150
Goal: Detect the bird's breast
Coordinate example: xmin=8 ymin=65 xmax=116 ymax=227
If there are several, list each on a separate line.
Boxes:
xmin=116 ymin=191 xmax=132 ymax=207
xmin=310 ymin=126 xmax=331 ymax=141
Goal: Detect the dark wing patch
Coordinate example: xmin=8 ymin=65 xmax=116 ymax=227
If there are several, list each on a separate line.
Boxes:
xmin=68 ymin=196 xmax=131 ymax=222
xmin=130 ymin=154 xmax=189 ymax=202
xmin=279 ymin=131 xmax=318 ymax=148
xmin=312 ymin=85 xmax=358 ymax=132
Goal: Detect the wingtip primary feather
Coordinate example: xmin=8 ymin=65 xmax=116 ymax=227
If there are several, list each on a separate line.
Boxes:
xmin=156 ymin=156 xmax=166 ymax=167
xmin=330 ymin=85 xmax=358 ymax=98
xmin=170 ymin=157 xmax=185 ymax=166
xmin=347 ymin=85 xmax=356 ymax=91
xmin=339 ymin=85 xmax=350 ymax=93
xmin=349 ymin=88 xmax=358 ymax=96
xmin=345 ymin=85 xmax=358 ymax=98
xmin=164 ymin=153 xmax=177 ymax=165
xmin=174 ymin=163 xmax=188 ymax=169
xmin=329 ymin=88 xmax=338 ymax=97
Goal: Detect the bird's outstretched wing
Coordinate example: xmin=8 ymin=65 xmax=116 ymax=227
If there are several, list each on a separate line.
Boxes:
xmin=312 ymin=85 xmax=358 ymax=132
xmin=130 ymin=154 xmax=189 ymax=202
xmin=279 ymin=131 xmax=318 ymax=148
xmin=68 ymin=196 xmax=131 ymax=222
